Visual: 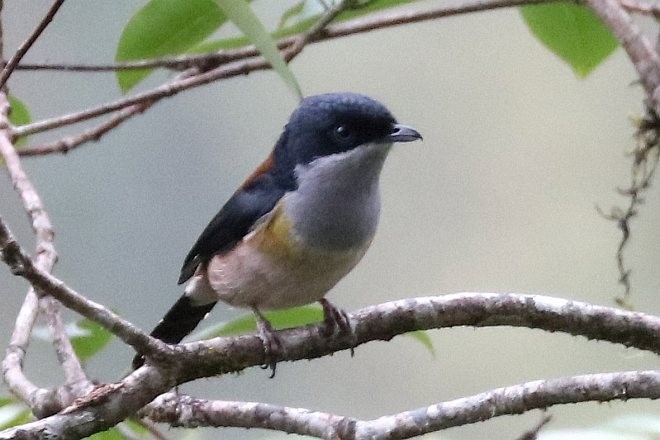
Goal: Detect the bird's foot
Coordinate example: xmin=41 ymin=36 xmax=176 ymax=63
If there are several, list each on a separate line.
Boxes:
xmin=319 ymin=298 xmax=356 ymax=356
xmin=253 ymin=308 xmax=283 ymax=378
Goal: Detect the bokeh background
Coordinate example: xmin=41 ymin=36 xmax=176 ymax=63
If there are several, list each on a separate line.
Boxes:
xmin=0 ymin=1 xmax=658 ymax=439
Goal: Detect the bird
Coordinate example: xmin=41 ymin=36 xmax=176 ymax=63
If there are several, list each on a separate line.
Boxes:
xmin=132 ymin=92 xmax=422 ymax=372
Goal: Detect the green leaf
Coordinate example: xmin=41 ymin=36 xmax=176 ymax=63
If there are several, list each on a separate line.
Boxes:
xmin=8 ymin=96 xmax=30 ymax=147
xmin=69 ymin=318 xmax=113 ymax=361
xmin=190 ymin=305 xmax=435 ymax=354
xmin=214 ymin=0 xmax=302 ymax=98
xmin=0 ymin=403 xmax=31 ymax=430
xmin=115 ymin=0 xmax=227 ymax=92
xmin=520 ymin=3 xmax=619 ymax=78
xmin=404 ymin=330 xmax=435 ymax=356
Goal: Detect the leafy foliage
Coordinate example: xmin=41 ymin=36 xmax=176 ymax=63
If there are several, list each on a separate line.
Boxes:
xmin=520 ymin=3 xmax=618 ymax=77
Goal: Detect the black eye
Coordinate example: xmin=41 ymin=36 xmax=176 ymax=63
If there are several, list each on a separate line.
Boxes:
xmin=333 ymin=124 xmax=353 ymax=142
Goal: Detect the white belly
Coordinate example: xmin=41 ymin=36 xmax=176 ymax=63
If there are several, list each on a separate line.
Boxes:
xmin=184 ymin=219 xmax=372 ymax=310
xmin=210 ymin=241 xmax=367 ymax=309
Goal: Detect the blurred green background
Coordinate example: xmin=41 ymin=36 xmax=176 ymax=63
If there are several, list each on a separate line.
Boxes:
xmin=0 ymin=1 xmax=658 ymax=439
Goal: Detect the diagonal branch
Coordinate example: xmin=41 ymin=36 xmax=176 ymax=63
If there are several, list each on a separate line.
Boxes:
xmin=0 ymin=0 xmax=65 ymax=89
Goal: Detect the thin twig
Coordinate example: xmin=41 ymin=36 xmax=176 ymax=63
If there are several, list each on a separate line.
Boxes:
xmin=18 ymin=101 xmax=152 ymax=156
xmin=515 ymin=414 xmax=552 ymax=440
xmin=39 ymin=300 xmax=90 ymax=393
xmin=0 ymin=0 xmax=65 ymax=89
xmin=14 ymin=47 xmax=277 ymax=72
xmin=285 ymin=0 xmax=350 ymax=58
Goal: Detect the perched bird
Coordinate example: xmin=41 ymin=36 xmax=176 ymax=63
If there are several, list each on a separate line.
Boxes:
xmin=133 ymin=92 xmax=422 ymax=371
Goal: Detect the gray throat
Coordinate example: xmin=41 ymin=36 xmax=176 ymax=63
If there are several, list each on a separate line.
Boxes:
xmin=285 ymin=143 xmax=391 ymax=250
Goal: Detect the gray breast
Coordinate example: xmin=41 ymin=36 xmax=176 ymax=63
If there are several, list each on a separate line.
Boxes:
xmin=285 ymin=143 xmax=391 ymax=251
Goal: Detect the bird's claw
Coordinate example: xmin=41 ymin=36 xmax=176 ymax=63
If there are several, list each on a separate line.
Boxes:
xmin=319 ymin=298 xmax=356 ymax=356
xmin=254 ymin=311 xmax=283 ymax=378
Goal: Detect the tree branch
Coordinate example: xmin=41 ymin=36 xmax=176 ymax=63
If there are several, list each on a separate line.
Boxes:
xmin=0 ymin=288 xmax=656 ymax=438
xmin=142 ymin=371 xmax=658 ymax=439
xmin=144 ymin=393 xmax=348 ymax=438
xmin=173 ymin=293 xmax=660 ymax=384
xmin=0 ymin=0 xmax=65 ymax=89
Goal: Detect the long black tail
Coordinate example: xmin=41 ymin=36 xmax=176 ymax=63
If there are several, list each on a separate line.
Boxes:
xmin=132 ymin=296 xmax=216 ymax=369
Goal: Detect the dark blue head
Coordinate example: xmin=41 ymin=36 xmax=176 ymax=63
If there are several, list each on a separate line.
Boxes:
xmin=271 ymin=93 xmax=421 ymax=187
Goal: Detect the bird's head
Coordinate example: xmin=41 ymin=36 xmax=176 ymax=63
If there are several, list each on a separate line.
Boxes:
xmin=272 ymin=93 xmax=422 ymax=186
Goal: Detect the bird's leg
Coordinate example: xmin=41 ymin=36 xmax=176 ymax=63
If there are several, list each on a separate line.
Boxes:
xmin=252 ymin=307 xmax=283 ymax=378
xmin=319 ymin=298 xmax=355 ymax=356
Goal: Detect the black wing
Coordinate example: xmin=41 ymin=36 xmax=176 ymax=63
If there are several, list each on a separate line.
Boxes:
xmin=178 ymin=173 xmax=285 ymax=284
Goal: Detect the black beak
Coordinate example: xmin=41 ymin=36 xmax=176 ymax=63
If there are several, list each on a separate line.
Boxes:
xmin=387 ymin=123 xmax=423 ymax=143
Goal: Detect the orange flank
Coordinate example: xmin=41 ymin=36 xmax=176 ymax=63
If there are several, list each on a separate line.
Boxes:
xmin=241 ymin=152 xmax=274 ymax=189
